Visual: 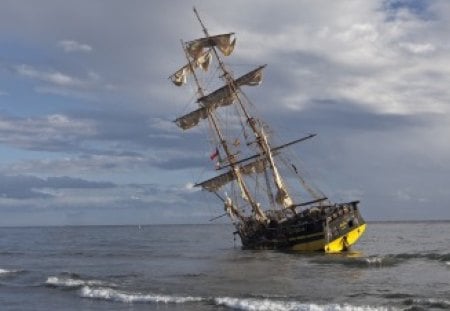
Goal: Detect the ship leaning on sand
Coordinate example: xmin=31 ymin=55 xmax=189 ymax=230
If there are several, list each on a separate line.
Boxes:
xmin=169 ymin=8 xmax=366 ymax=252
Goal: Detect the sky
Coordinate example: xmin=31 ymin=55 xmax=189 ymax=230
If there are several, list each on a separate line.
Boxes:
xmin=0 ymin=0 xmax=449 ymax=226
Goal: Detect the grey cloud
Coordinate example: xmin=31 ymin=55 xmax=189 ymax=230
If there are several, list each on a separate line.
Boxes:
xmin=0 ymin=174 xmax=115 ymax=199
xmin=0 ymin=114 xmax=97 ymax=152
xmin=57 ymin=40 xmax=93 ymax=53
xmin=1 ymin=1 xmax=450 ymax=224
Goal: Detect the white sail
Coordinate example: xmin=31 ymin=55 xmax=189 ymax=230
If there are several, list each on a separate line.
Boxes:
xmin=198 ymin=65 xmax=265 ymax=107
xmin=170 ymin=50 xmax=212 ymax=86
xmin=174 ymin=66 xmax=266 ymax=130
xmin=187 ymin=33 xmax=236 ymax=60
xmin=196 ymin=158 xmax=267 ymax=192
xmin=174 ymin=107 xmax=209 ymax=130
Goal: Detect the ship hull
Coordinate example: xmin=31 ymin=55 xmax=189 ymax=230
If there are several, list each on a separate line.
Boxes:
xmin=238 ymin=201 xmax=366 ymax=253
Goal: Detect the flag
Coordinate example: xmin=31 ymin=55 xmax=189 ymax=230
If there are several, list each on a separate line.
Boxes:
xmin=210 ymin=148 xmax=219 ymax=160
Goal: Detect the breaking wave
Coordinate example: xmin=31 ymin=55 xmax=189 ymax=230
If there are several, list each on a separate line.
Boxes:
xmin=45 ymin=276 xmax=110 ymax=288
xmin=403 ymin=298 xmax=450 ymax=309
xmin=310 ymin=256 xmax=399 ymax=268
xmin=310 ymin=252 xmax=450 ymax=269
xmin=80 ymin=290 xmax=395 ymax=310
xmin=213 ymin=297 xmax=395 ymax=310
xmin=0 ymin=268 xmax=22 ymax=275
xmin=45 ymin=274 xmax=398 ymax=310
xmin=80 ymin=286 xmax=205 ymax=304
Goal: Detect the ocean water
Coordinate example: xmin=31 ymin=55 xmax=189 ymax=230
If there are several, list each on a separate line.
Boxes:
xmin=0 ymin=222 xmax=449 ymax=311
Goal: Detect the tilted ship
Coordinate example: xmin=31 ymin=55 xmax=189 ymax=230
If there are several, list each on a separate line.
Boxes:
xmin=169 ymin=8 xmax=366 ymax=252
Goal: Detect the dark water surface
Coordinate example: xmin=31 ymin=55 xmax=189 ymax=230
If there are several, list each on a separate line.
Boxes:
xmin=0 ymin=222 xmax=449 ymax=310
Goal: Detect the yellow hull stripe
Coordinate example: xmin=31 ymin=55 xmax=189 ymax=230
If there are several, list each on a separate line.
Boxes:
xmin=325 ymin=223 xmax=367 ymax=253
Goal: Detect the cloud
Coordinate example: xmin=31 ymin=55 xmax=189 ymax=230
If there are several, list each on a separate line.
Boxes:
xmin=57 ymin=39 xmax=93 ymax=53
xmin=0 ymin=114 xmax=97 ymax=151
xmin=15 ymin=64 xmax=85 ymax=87
xmin=0 ymin=90 xmax=8 ymax=96
xmin=398 ymin=42 xmax=436 ymax=54
xmin=0 ymin=175 xmax=214 ymax=226
xmin=1 ymin=0 xmax=450 ymax=224
xmin=12 ymin=64 xmax=107 ymax=99
xmin=0 ymin=174 xmax=115 ymax=199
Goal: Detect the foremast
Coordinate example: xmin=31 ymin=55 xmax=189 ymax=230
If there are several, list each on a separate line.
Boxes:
xmin=171 ymin=8 xmax=301 ymax=225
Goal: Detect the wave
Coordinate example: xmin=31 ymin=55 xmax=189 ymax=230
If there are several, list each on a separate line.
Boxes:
xmin=80 ymin=290 xmax=395 ymax=310
xmin=390 ymin=252 xmax=450 ymax=262
xmin=403 ymin=298 xmax=450 ymax=309
xmin=309 ymin=256 xmax=400 ymax=268
xmin=80 ymin=286 xmax=205 ymax=304
xmin=310 ymin=252 xmax=450 ymax=269
xmin=45 ymin=276 xmax=110 ymax=288
xmin=46 ymin=274 xmax=397 ymax=310
xmin=214 ymin=297 xmax=396 ymax=310
xmin=0 ymin=268 xmax=22 ymax=275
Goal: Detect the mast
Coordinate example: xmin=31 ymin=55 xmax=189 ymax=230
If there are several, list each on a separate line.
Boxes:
xmin=193 ymin=7 xmax=294 ymax=210
xmin=178 ymin=21 xmax=266 ymax=222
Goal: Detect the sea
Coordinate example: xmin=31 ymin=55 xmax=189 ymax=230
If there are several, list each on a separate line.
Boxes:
xmin=0 ymin=222 xmax=449 ymax=311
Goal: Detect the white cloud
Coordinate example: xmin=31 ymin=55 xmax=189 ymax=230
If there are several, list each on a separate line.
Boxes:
xmin=0 ymin=90 xmax=8 ymax=96
xmin=0 ymin=114 xmax=97 ymax=150
xmin=14 ymin=64 xmax=107 ymax=98
xmin=399 ymin=42 xmax=436 ymax=54
xmin=15 ymin=64 xmax=85 ymax=87
xmin=57 ymin=40 xmax=93 ymax=53
xmin=245 ymin=2 xmax=450 ymax=115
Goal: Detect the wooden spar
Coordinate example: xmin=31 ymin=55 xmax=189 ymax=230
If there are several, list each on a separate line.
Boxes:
xmin=291 ymin=197 xmax=328 ymax=208
xmin=192 ymin=7 xmax=266 ymax=222
xmin=193 ymin=7 xmax=294 ymax=209
xmin=209 ymin=213 xmax=227 ymax=222
xmin=218 ymin=133 xmax=317 ymax=170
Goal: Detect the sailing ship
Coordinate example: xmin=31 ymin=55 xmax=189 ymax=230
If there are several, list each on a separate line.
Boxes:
xmin=169 ymin=8 xmax=366 ymax=252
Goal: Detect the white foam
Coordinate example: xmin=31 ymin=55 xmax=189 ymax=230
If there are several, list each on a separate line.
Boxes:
xmin=407 ymin=298 xmax=450 ymax=308
xmin=214 ymin=297 xmax=394 ymax=311
xmin=45 ymin=276 xmax=107 ymax=287
xmin=365 ymin=257 xmax=383 ymax=265
xmin=0 ymin=268 xmax=20 ymax=274
xmin=80 ymin=286 xmax=205 ymax=304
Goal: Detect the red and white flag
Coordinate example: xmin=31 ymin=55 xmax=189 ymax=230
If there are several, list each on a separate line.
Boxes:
xmin=210 ymin=148 xmax=219 ymax=160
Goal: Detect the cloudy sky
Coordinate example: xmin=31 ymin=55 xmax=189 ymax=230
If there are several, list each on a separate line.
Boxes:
xmin=1 ymin=0 xmax=449 ymax=226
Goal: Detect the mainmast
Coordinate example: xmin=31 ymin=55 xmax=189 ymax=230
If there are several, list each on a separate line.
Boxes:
xmin=192 ymin=7 xmax=294 ymax=210
xmin=172 ymin=9 xmax=267 ymax=222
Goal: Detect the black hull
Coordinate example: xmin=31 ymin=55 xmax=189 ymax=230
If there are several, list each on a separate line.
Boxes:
xmin=237 ymin=201 xmax=366 ymax=252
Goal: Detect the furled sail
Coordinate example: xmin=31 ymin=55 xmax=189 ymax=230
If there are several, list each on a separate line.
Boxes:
xmin=170 ymin=50 xmax=212 ymax=86
xmin=174 ymin=65 xmax=266 ymax=130
xmin=187 ymin=33 xmax=236 ymax=60
xmin=196 ymin=158 xmax=267 ymax=192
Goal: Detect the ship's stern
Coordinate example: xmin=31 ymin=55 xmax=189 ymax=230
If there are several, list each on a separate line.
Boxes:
xmin=324 ymin=201 xmax=366 ymax=253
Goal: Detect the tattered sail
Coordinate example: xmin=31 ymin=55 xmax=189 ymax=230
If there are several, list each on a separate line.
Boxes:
xmin=174 ymin=66 xmax=266 ymax=130
xmin=187 ymin=33 xmax=236 ymax=60
xmin=196 ymin=158 xmax=267 ymax=192
xmin=198 ymin=65 xmax=265 ymax=107
xmin=174 ymin=106 xmax=209 ymax=130
xmin=170 ymin=50 xmax=212 ymax=86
